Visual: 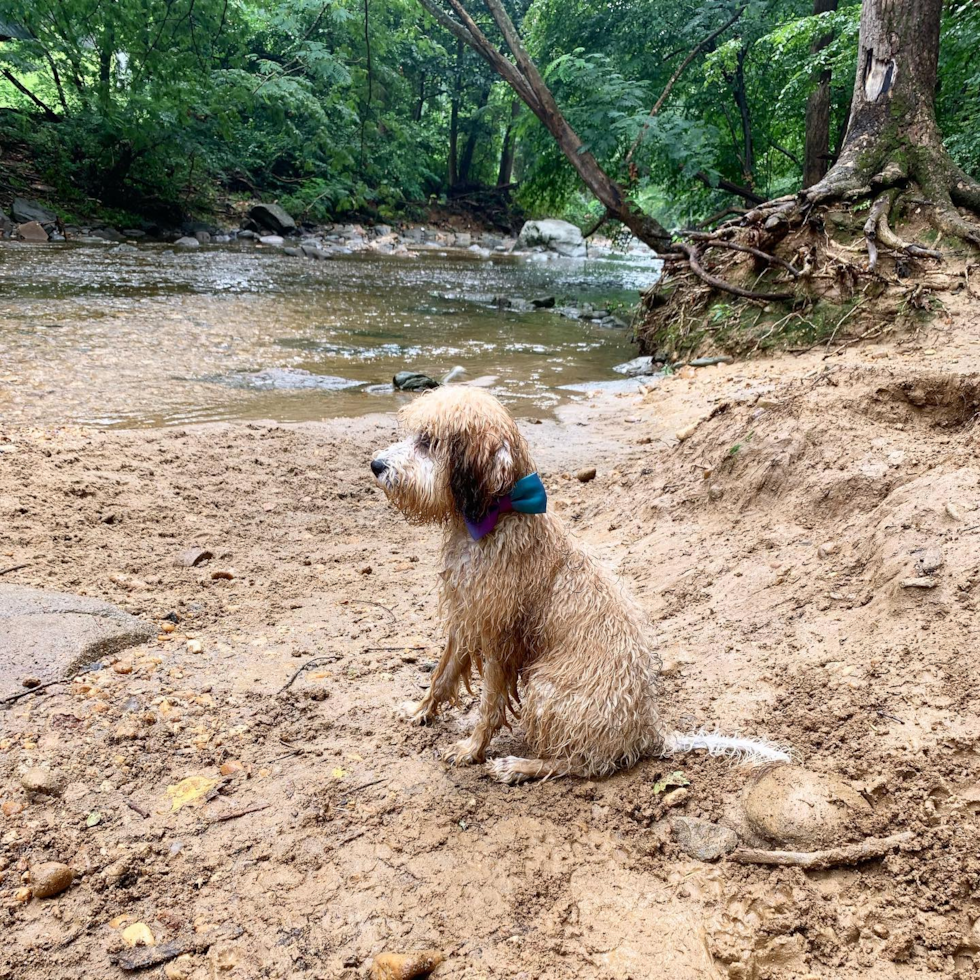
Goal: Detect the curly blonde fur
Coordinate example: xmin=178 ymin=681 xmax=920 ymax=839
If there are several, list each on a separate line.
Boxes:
xmin=371 ymin=386 xmax=788 ymax=783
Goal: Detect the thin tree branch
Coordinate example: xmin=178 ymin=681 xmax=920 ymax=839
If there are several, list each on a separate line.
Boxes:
xmin=626 ymin=5 xmax=746 ymax=166
xmin=1 ymin=69 xmax=60 ymax=120
xmin=693 ymin=169 xmax=764 ymax=204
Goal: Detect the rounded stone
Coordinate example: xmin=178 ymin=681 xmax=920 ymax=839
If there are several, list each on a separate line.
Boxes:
xmin=31 ymin=862 xmax=73 ymax=898
xmin=743 ymin=765 xmax=872 ymax=850
xmin=20 ymin=767 xmax=63 ymax=796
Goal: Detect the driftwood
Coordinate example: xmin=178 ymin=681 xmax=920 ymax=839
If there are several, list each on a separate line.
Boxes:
xmin=730 ymin=831 xmax=914 ymax=870
xmin=111 ymin=926 xmax=244 ymax=971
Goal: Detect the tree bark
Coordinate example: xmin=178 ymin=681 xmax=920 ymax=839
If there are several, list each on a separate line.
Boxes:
xmin=803 ymin=0 xmax=838 ymax=188
xmin=804 ymin=0 xmax=980 ymax=244
xmin=497 ymin=99 xmax=519 ymax=186
xmin=448 ymin=37 xmax=464 ymax=188
xmin=458 ymin=86 xmax=489 ymax=185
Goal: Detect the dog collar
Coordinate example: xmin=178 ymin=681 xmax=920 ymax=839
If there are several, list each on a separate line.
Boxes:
xmin=464 ymin=472 xmax=547 ymax=541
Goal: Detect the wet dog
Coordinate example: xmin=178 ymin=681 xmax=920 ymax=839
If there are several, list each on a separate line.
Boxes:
xmin=371 ymin=386 xmax=788 ymax=783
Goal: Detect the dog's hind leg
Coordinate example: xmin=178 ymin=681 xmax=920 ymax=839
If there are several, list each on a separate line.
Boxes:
xmin=399 ymin=635 xmax=472 ymax=725
xmin=487 ymin=756 xmax=590 ymax=785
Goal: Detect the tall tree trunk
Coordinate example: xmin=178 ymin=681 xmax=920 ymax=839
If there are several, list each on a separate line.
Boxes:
xmin=497 ymin=100 xmax=519 ymax=186
xmin=803 ymin=0 xmax=838 ymax=188
xmin=805 ymin=0 xmax=980 ymax=243
xmin=457 ymin=87 xmax=489 ymax=186
xmin=732 ymin=47 xmax=754 ymax=188
xmin=448 ymin=37 xmax=463 ymax=188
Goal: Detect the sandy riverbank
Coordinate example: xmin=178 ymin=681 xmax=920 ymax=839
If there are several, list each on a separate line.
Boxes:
xmin=2 ymin=313 xmax=980 ymax=977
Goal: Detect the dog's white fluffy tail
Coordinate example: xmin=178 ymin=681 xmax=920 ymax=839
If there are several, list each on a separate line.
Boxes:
xmin=664 ymin=728 xmax=791 ymax=765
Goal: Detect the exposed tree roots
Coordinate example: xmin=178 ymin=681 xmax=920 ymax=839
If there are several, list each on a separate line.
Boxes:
xmin=640 ymin=143 xmax=980 ymax=358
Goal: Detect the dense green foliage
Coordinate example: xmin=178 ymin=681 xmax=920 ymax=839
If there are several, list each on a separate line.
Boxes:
xmin=1 ymin=0 xmax=979 ymax=225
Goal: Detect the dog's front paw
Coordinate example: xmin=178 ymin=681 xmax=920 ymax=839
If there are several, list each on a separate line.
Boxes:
xmin=487 ymin=756 xmax=529 ymax=785
xmin=443 ymin=737 xmax=485 ymax=766
xmin=397 ymin=699 xmax=433 ymax=726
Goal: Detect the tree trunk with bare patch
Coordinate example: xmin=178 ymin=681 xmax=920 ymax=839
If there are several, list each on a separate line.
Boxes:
xmin=806 ymin=0 xmax=980 ymax=244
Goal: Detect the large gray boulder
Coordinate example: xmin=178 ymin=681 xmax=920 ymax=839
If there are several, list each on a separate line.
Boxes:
xmin=516 ymin=218 xmax=586 ymax=258
xmin=12 ymin=197 xmax=57 ymax=226
xmin=0 ymin=584 xmax=154 ymax=699
xmin=249 ymin=202 xmax=296 ymax=235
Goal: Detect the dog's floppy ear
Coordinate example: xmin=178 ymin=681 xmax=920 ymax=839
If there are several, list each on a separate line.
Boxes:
xmin=448 ymin=434 xmax=513 ymax=523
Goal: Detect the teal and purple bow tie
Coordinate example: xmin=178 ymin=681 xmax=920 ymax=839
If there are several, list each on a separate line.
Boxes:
xmin=464 ymin=472 xmax=547 ymax=541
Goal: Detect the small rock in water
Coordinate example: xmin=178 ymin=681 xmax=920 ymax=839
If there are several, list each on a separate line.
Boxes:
xmin=531 ymin=296 xmax=556 ymax=308
xmin=393 ymin=371 xmax=440 ymax=391
xmin=613 ymin=356 xmax=656 ymax=378
xmin=743 ymin=765 xmax=871 ymax=849
xmin=671 ymin=816 xmax=738 ymax=860
xmin=282 ymin=246 xmax=302 ymax=257
xmin=371 ymin=950 xmax=444 ymax=980
xmin=21 ymin=767 xmax=63 ymax=796
xmin=177 ymin=547 xmax=213 ymax=567
xmin=31 ymin=862 xmax=73 ymax=899
xmin=575 ymin=467 xmax=597 ymax=483
xmin=16 ymin=221 xmax=49 ymax=242
xmin=174 ymin=236 xmax=200 ymax=248
xmin=259 ymin=235 xmax=285 ymax=246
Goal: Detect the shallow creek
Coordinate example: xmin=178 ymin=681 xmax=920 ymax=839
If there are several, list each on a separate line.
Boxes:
xmin=0 ymin=242 xmax=660 ymax=428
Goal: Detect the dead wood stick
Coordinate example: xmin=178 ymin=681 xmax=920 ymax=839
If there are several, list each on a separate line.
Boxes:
xmin=207 ymin=802 xmax=271 ymax=824
xmin=0 ymin=563 xmax=29 ymax=576
xmin=277 ymin=655 xmax=341 ymax=695
xmin=343 ymin=599 xmax=396 ymax=623
xmin=730 ymin=831 xmax=914 ymax=870
xmin=111 ymin=926 xmax=244 ymax=971
xmin=125 ymin=799 xmax=150 ymax=819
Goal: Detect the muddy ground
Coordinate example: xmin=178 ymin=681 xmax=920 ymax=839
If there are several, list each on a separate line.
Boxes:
xmin=3 ymin=308 xmax=980 ymax=979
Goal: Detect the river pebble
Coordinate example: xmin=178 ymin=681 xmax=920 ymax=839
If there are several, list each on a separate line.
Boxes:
xmin=20 ymin=767 xmax=63 ymax=796
xmin=31 ymin=862 xmax=73 ymax=899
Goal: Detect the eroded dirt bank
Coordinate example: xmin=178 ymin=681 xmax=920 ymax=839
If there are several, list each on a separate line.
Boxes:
xmin=2 ymin=316 xmax=980 ymax=979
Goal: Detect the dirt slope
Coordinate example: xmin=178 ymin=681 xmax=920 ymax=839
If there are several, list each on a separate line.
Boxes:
xmin=2 ymin=311 xmax=980 ymax=979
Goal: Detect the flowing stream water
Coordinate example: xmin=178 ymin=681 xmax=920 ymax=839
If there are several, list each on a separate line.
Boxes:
xmin=0 ymin=242 xmax=660 ymax=428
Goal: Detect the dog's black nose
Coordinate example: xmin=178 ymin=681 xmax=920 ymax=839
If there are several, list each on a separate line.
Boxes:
xmin=370 ymin=459 xmax=387 ymax=476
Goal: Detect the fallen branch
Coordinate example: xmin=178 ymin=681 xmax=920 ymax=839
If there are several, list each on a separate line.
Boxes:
xmin=0 ymin=563 xmax=29 ymax=576
xmin=730 ymin=831 xmax=913 ymax=869
xmin=111 ymin=926 xmax=244 ymax=971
